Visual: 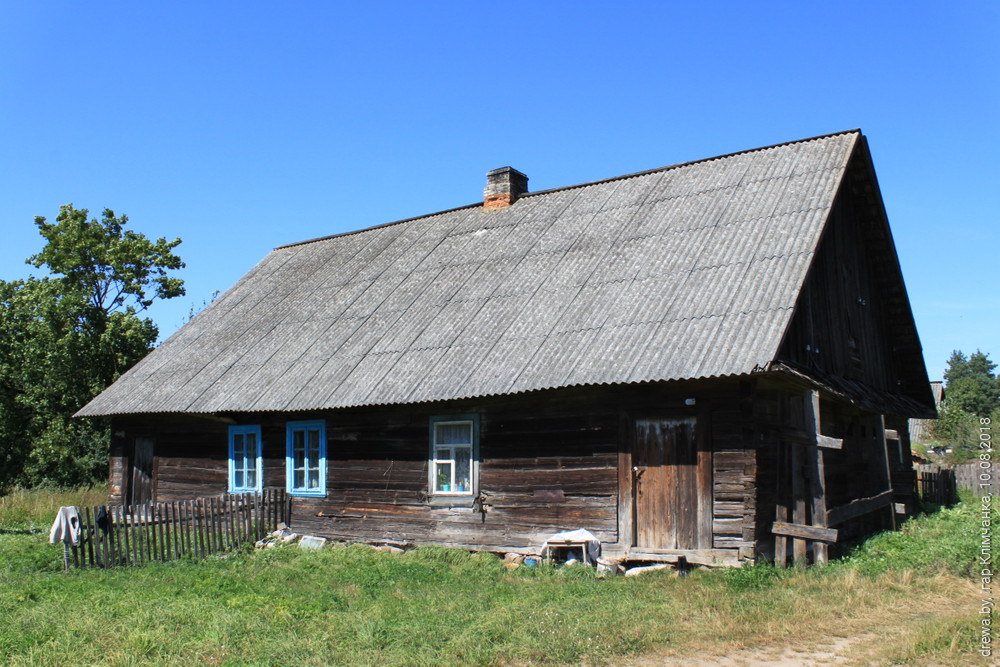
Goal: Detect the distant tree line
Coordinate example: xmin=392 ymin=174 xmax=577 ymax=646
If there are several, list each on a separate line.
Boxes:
xmin=929 ymin=349 xmax=1000 ymax=461
xmin=0 ymin=205 xmax=184 ymax=490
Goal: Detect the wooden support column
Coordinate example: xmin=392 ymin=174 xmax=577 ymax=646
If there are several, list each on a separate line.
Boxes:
xmin=876 ymin=415 xmax=896 ymax=531
xmin=774 ymin=440 xmax=788 ymax=568
xmin=617 ymin=409 xmax=634 ymax=550
xmin=804 ymin=391 xmax=829 ymax=565
xmin=790 ymin=444 xmax=808 ymax=567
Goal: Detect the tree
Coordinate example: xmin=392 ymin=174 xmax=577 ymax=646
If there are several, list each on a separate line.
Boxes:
xmin=0 ymin=205 xmax=183 ymax=489
xmin=30 ymin=205 xmax=184 ymax=318
xmin=928 ymin=349 xmax=999 ymax=461
xmin=942 ymin=350 xmax=1000 ymax=418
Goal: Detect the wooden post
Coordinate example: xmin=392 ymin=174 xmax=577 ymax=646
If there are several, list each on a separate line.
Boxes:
xmin=183 ymin=500 xmax=191 ymax=558
xmin=116 ymin=506 xmax=126 ymax=566
xmin=159 ymin=503 xmax=169 ymax=561
xmin=805 ymin=391 xmax=830 ymax=565
xmin=170 ymin=502 xmax=179 ymax=560
xmin=774 ymin=441 xmax=788 ymax=568
xmin=196 ymin=499 xmax=204 ymax=558
xmin=177 ymin=500 xmax=188 ymax=554
xmin=877 ymin=415 xmax=897 ymax=531
xmin=125 ymin=504 xmax=134 ymax=566
xmin=200 ymin=498 xmax=209 ymax=556
xmin=790 ymin=446 xmax=808 ymax=567
xmin=104 ymin=506 xmax=113 ymax=567
xmin=203 ymin=498 xmax=212 ymax=556
xmin=230 ymin=496 xmax=239 ymax=548
xmin=214 ymin=497 xmax=224 ymax=553
xmin=84 ymin=507 xmax=95 ymax=568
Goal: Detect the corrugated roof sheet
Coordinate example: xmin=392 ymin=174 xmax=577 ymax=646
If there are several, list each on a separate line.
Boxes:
xmin=78 ymin=131 xmax=861 ymax=416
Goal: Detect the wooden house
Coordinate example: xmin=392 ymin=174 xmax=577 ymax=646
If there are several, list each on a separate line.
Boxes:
xmin=77 ymin=130 xmax=936 ymax=566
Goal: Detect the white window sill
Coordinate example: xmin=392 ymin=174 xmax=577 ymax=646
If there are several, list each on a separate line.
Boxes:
xmin=428 ymin=494 xmax=475 ymax=508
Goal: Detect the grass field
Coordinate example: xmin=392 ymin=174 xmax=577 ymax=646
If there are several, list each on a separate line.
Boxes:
xmin=0 ymin=487 xmax=991 ymax=666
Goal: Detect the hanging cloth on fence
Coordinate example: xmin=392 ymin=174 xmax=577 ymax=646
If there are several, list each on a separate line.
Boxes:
xmin=96 ymin=506 xmax=110 ymax=534
xmin=48 ymin=506 xmax=82 ymax=546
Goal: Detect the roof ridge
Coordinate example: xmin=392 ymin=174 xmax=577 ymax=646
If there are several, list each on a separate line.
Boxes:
xmin=521 ymin=128 xmax=862 ymax=199
xmin=276 ymin=129 xmax=862 ymax=250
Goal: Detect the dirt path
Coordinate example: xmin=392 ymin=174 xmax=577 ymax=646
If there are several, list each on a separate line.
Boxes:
xmin=618 ymin=633 xmax=875 ymax=666
xmin=611 ymin=574 xmax=980 ymax=667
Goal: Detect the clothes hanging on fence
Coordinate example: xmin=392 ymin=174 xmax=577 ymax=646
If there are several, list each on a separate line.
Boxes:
xmin=96 ymin=506 xmax=110 ymax=534
xmin=48 ymin=506 xmax=81 ymax=546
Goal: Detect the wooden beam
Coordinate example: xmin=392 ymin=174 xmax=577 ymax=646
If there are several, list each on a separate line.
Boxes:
xmin=791 ymin=444 xmax=808 ymax=565
xmin=771 ymin=521 xmax=838 ymax=543
xmin=774 ymin=441 xmax=788 ymax=568
xmin=805 ymin=390 xmax=829 ymax=564
xmin=624 ymin=548 xmax=741 ymax=567
xmin=816 ymin=434 xmax=843 ymax=450
xmin=617 ymin=412 xmax=634 ymax=551
xmin=826 ymin=489 xmax=895 ymax=526
xmin=877 ymin=415 xmax=897 ymax=531
xmin=696 ymin=403 xmax=713 ymax=550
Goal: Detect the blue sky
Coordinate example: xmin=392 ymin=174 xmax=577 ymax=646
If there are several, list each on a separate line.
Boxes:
xmin=1 ymin=1 xmax=996 ymax=381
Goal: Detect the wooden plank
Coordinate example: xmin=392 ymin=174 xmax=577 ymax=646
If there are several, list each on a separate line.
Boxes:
xmin=826 ymin=489 xmax=895 ymax=526
xmin=125 ymin=504 xmax=135 ymax=566
xmin=154 ymin=503 xmax=165 ymax=561
xmin=696 ymin=405 xmax=713 ymax=550
xmin=172 ymin=502 xmax=181 ymax=559
xmin=771 ymin=521 xmax=838 ymax=543
xmin=816 ymin=435 xmax=843 ymax=450
xmin=624 ymin=548 xmax=740 ymax=567
xmin=712 ymin=518 xmax=743 ymax=535
xmin=194 ymin=499 xmax=203 ymax=558
xmin=114 ymin=506 xmax=125 ymax=566
xmin=85 ymin=506 xmax=95 ymax=568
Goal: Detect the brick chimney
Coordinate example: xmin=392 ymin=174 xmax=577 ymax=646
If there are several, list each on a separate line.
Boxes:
xmin=484 ymin=167 xmax=528 ymax=209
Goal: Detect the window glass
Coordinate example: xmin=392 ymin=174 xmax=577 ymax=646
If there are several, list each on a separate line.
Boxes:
xmin=430 ymin=418 xmax=477 ymax=495
xmin=286 ymin=421 xmax=326 ymax=496
xmin=228 ymin=426 xmax=262 ymax=493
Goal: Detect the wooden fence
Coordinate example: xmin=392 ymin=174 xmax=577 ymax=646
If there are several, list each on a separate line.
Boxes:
xmin=917 ymin=463 xmax=998 ymax=505
xmin=66 ymin=488 xmax=289 ymax=569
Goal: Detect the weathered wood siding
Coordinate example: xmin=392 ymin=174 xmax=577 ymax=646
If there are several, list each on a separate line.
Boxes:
xmin=109 ymin=381 xmax=768 ymax=561
xmin=776 ymin=155 xmax=929 ymax=410
xmin=746 ymin=376 xmax=903 ymax=558
xmin=108 ymin=375 xmax=909 ymax=563
xmin=111 ymin=389 xmax=619 ymax=552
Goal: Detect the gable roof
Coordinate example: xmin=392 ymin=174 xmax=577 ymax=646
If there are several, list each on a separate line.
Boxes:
xmin=79 ymin=130 xmax=918 ymax=417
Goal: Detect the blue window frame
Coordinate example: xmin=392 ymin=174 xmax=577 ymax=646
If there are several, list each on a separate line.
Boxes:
xmin=228 ymin=425 xmax=262 ymax=494
xmin=286 ymin=420 xmax=326 ymax=497
xmin=429 ymin=415 xmax=479 ymax=497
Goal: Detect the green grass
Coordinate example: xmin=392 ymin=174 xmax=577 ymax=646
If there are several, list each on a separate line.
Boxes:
xmin=0 ymin=487 xmax=991 ymax=666
xmin=0 ymin=485 xmax=108 ymax=533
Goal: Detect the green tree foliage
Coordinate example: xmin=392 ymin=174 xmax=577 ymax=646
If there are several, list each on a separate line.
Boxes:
xmin=0 ymin=205 xmax=183 ymax=489
xmin=929 ymin=349 xmax=999 ymax=460
xmin=942 ymin=350 xmax=1000 ymax=417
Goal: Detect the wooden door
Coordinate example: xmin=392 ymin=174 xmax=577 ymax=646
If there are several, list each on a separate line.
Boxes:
xmin=633 ymin=417 xmax=710 ymax=550
xmin=128 ymin=437 xmax=154 ymax=505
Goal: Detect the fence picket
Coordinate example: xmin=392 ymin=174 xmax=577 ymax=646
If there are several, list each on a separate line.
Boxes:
xmin=64 ymin=490 xmax=286 ymax=570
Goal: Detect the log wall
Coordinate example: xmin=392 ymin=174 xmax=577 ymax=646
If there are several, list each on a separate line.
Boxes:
xmin=109 ymin=377 xmax=905 ymax=563
xmin=110 ymin=381 xmax=765 ymax=561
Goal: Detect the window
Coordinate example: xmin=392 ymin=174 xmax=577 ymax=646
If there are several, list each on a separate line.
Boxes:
xmin=228 ymin=426 xmax=262 ymax=494
xmin=286 ymin=420 xmax=326 ymax=496
xmin=429 ymin=416 xmax=478 ymax=496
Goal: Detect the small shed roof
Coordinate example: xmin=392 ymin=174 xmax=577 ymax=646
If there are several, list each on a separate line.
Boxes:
xmin=80 ymin=130 xmax=888 ymax=416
